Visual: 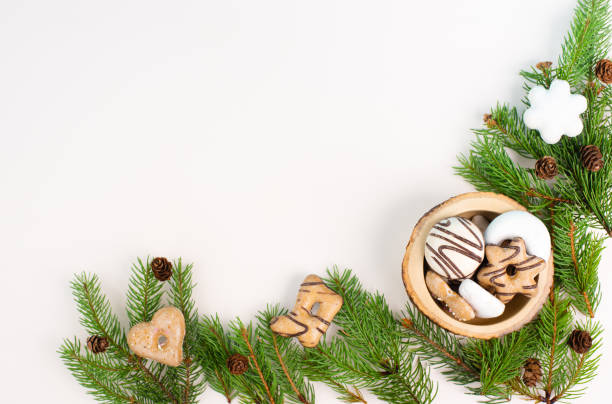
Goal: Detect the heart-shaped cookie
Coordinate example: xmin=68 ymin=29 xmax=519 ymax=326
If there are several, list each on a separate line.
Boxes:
xmin=127 ymin=306 xmax=185 ymax=366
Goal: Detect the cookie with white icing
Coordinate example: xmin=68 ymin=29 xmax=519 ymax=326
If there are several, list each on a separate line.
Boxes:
xmin=424 ymin=216 xmax=485 ymax=280
xmin=483 ymin=210 xmax=551 ymax=261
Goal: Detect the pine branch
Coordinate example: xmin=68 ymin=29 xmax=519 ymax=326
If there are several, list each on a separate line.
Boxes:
xmin=237 ymin=322 xmax=276 ymax=404
xmin=550 ymin=320 xmax=602 ymax=403
xmin=304 ymin=268 xmax=437 ymax=404
xmin=256 ymin=306 xmax=315 ymax=404
xmin=455 ymin=130 xmax=556 ymax=212
xmin=194 ymin=315 xmax=237 ymax=402
xmin=126 ymin=257 xmax=163 ymax=327
xmin=166 ymin=260 xmax=205 ymax=404
xmin=557 ymin=0 xmax=611 ymax=86
xmin=66 ymin=273 xmax=178 ymax=403
xmin=552 ymin=207 xmax=603 ymax=317
xmin=463 ymin=327 xmax=536 ymax=398
xmin=400 ymin=307 xmax=479 ymax=385
xmin=59 ymin=338 xmax=141 ymax=404
xmin=326 ymin=381 xmax=368 ymax=404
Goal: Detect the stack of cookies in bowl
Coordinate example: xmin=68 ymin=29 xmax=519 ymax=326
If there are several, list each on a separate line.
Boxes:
xmin=402 ymin=192 xmax=554 ymax=339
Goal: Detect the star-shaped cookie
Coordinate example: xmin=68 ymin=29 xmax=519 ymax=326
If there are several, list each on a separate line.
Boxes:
xmin=477 ymin=238 xmax=546 ymax=304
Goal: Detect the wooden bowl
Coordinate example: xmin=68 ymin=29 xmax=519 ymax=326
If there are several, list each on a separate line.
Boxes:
xmin=402 ymin=192 xmax=554 ymax=339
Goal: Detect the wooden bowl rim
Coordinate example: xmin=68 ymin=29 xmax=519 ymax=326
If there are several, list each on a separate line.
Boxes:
xmin=401 ymin=192 xmax=554 ymax=340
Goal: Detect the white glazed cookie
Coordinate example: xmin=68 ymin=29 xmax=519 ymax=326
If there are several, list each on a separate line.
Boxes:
xmin=425 ymin=271 xmax=475 ymax=321
xmin=127 ymin=306 xmax=185 ymax=367
xmin=458 ymin=279 xmax=505 ymax=318
xmin=424 ymin=216 xmax=485 ymax=280
xmin=483 ymin=210 xmax=551 ymax=261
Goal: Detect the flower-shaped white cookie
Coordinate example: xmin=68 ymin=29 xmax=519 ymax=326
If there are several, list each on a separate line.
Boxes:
xmin=523 ymin=79 xmax=587 ymax=144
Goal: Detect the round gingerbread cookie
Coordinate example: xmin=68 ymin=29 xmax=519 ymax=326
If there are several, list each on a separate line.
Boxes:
xmin=424 ymin=216 xmax=485 ymax=280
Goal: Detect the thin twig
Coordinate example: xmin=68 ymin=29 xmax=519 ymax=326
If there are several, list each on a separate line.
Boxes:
xmin=526 ymin=189 xmax=573 ymax=204
xmin=214 ymin=368 xmax=233 ymax=403
xmin=271 ymin=333 xmax=309 ymax=404
xmin=183 ymin=357 xmax=192 ymax=404
xmin=240 ymin=327 xmax=275 ymax=404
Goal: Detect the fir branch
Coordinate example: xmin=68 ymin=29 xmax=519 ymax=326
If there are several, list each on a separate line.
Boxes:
xmin=271 ymin=333 xmax=303 ymax=402
xmin=136 ymin=360 xmax=179 ymax=404
xmin=462 ymin=327 xmax=536 ymax=397
xmin=552 ymin=207 xmax=603 ymax=316
xmin=60 ymin=339 xmax=140 ymax=404
xmin=126 ymin=257 xmax=163 ymax=326
xmin=326 ymin=381 xmax=368 ymax=404
xmin=194 ymin=315 xmax=236 ymax=402
xmin=456 ymin=131 xmax=555 ymax=212
xmin=557 ymin=0 xmax=611 ymax=86
xmin=166 ymin=259 xmax=205 ymax=403
xmin=240 ymin=324 xmax=276 ymax=404
xmin=400 ymin=316 xmax=476 ymax=378
xmin=305 ymin=268 xmax=437 ymax=404
xmin=550 ymin=320 xmax=602 ymax=403
xmin=74 ymin=273 xmax=173 ymax=402
xmin=257 ymin=307 xmax=315 ymax=404
xmin=529 ymin=288 xmax=574 ymax=403
xmin=71 ymin=273 xmax=129 ymax=355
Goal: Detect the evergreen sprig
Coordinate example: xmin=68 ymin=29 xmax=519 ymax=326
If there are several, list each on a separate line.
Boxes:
xmin=194 ymin=306 xmax=317 ymax=404
xmin=304 ymin=268 xmax=437 ymax=404
xmin=552 ymin=206 xmax=604 ymax=317
xmin=60 ymin=261 xmax=203 ymax=404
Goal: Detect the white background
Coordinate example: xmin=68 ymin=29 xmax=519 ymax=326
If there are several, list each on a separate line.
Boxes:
xmin=1 ymin=1 xmax=609 ymax=403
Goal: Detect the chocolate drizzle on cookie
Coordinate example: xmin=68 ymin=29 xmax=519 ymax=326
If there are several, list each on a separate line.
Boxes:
xmin=425 ymin=217 xmax=485 ymax=279
xmin=478 ymin=238 xmax=546 ymax=303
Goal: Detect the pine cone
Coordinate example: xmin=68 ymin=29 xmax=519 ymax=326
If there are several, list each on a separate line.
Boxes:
xmin=151 ymin=257 xmax=173 ymax=281
xmin=595 ymin=59 xmax=612 ymax=84
xmin=580 ymin=145 xmax=604 ymax=172
xmin=568 ymin=330 xmax=592 ymax=354
xmin=483 ymin=113 xmax=497 ymax=128
xmin=87 ymin=335 xmax=109 ymax=354
xmin=227 ymin=353 xmax=249 ymax=375
xmin=522 ymin=358 xmax=542 ymax=387
xmin=536 ymin=61 xmax=553 ymax=71
xmin=535 ymin=156 xmax=558 ymax=179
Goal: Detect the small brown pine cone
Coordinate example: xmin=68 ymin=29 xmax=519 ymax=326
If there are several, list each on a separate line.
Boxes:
xmin=595 ymin=59 xmax=612 ymax=84
xmin=568 ymin=330 xmax=592 ymax=354
xmin=580 ymin=145 xmax=604 ymax=172
xmin=536 ymin=61 xmax=553 ymax=71
xmin=535 ymin=156 xmax=558 ymax=179
xmin=87 ymin=335 xmax=109 ymax=354
xmin=151 ymin=257 xmax=173 ymax=281
xmin=522 ymin=358 xmax=542 ymax=387
xmin=227 ymin=353 xmax=249 ymax=375
xmin=483 ymin=113 xmax=497 ymax=128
